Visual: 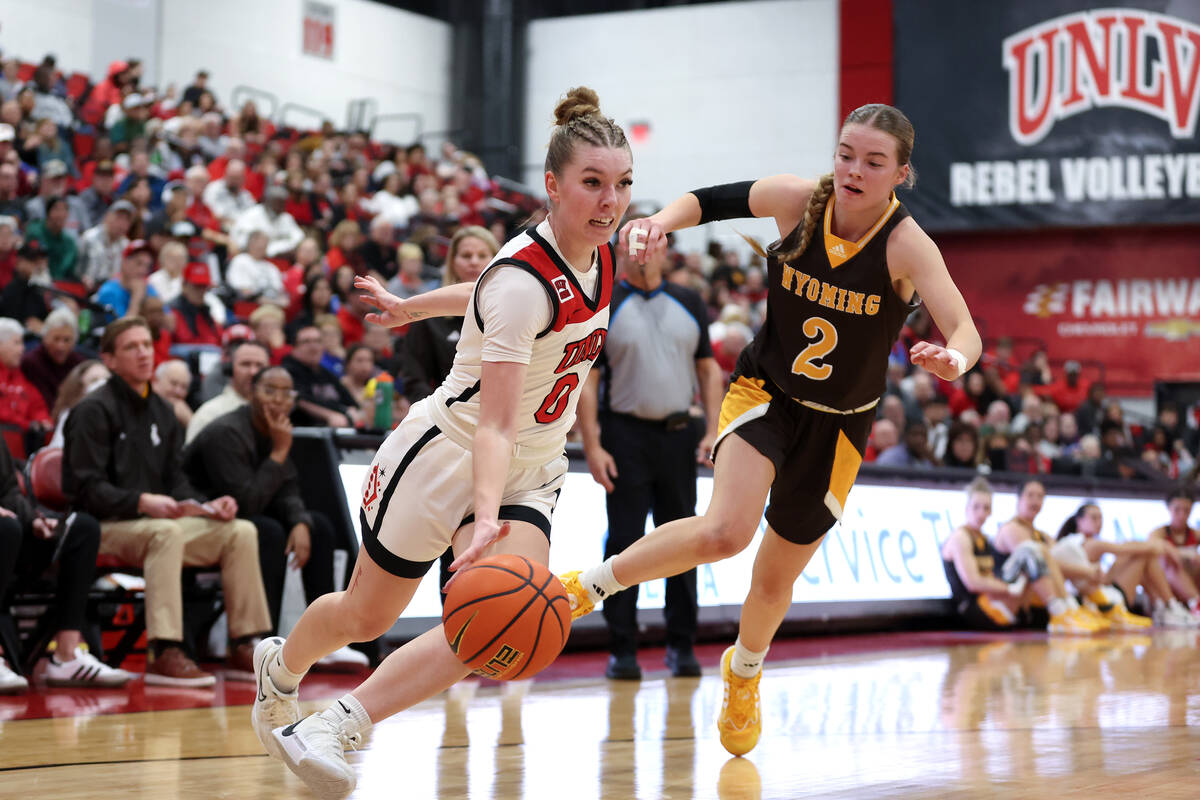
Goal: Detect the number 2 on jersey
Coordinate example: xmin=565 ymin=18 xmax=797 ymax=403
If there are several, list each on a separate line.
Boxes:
xmin=535 ymin=374 xmax=580 ymax=423
xmin=791 ymin=317 xmax=838 ymax=380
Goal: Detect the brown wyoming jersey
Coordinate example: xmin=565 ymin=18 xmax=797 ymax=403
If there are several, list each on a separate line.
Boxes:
xmin=742 ymin=194 xmax=918 ymax=410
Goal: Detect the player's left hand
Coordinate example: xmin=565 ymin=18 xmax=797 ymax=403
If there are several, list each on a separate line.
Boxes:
xmin=696 ymin=431 xmax=716 ymax=467
xmin=355 ymin=275 xmax=420 ymax=328
xmin=910 ymin=341 xmax=962 ymax=381
xmin=445 ymin=520 xmax=512 ymax=590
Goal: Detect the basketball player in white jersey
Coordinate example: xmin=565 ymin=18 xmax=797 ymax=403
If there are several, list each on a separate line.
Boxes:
xmin=250 ymin=87 xmax=631 ymax=799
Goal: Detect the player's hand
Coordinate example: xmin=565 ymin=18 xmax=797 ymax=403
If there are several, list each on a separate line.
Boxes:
xmin=584 ymin=446 xmax=618 ymax=493
xmin=445 ymin=520 xmax=512 ymax=589
xmin=910 ymin=341 xmax=963 ymax=381
xmin=0 ymin=506 xmax=15 ymax=519
xmin=355 ymin=275 xmax=423 ymax=328
xmin=696 ymin=431 xmax=717 ymax=467
xmin=286 ymin=523 xmax=312 ymax=569
xmin=619 ymin=217 xmax=667 ymax=266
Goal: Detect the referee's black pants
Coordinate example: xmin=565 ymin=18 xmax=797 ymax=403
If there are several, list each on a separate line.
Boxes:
xmin=600 ymin=413 xmax=699 ymax=657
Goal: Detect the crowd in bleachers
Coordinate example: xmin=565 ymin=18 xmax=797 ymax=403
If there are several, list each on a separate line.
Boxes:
xmin=1 ymin=50 xmax=1199 ymax=693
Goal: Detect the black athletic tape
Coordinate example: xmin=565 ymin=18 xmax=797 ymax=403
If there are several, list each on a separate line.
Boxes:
xmin=692 ymin=181 xmax=755 ymax=225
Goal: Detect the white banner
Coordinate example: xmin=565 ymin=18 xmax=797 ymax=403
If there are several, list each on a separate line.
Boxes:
xmin=338 ymin=465 xmax=1185 ymax=619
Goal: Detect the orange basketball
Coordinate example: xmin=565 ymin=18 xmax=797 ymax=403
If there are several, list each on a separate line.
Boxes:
xmin=442 ymin=554 xmax=572 ymax=681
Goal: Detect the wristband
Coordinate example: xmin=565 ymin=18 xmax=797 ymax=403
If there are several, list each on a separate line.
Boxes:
xmin=946 ymin=348 xmax=968 ymax=378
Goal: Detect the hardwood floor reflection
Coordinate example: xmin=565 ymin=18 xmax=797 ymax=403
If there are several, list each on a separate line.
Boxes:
xmin=1 ymin=631 xmax=1197 ymax=799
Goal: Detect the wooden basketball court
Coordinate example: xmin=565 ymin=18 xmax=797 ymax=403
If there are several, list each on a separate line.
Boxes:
xmin=1 ymin=630 xmax=1197 ymax=799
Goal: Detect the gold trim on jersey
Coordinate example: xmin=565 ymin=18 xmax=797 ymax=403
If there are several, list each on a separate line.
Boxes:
xmin=1009 ymin=518 xmax=1051 ymax=545
xmin=822 ymin=192 xmax=901 ymax=269
xmin=823 ymin=430 xmax=863 ymax=520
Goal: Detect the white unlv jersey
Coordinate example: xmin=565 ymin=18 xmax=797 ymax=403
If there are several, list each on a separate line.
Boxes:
xmin=427 ymin=222 xmax=614 ymax=464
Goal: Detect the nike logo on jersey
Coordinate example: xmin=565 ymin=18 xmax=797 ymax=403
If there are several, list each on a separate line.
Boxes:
xmin=780 ymin=265 xmax=881 ymax=316
xmin=555 ymin=329 xmax=608 ymax=373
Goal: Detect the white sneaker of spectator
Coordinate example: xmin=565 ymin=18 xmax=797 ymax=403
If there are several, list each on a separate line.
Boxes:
xmin=0 ymin=656 xmax=29 ymax=693
xmin=314 ymin=645 xmax=370 ymax=672
xmin=45 ymin=646 xmax=135 ymax=688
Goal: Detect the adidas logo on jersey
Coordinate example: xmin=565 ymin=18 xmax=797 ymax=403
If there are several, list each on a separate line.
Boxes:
xmin=829 ymin=243 xmax=847 ymax=257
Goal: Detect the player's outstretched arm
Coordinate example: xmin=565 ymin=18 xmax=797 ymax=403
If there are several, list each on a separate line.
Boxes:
xmin=620 ymin=174 xmax=815 ymax=264
xmin=889 ymin=221 xmax=982 ymax=381
xmin=355 ymin=275 xmax=474 ymax=327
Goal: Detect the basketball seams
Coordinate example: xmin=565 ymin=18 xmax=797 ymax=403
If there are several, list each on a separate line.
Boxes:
xmin=443 ymin=554 xmax=571 ymax=679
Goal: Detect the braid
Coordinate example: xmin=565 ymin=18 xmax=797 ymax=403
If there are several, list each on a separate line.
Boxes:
xmin=774 ymin=172 xmax=834 ymax=263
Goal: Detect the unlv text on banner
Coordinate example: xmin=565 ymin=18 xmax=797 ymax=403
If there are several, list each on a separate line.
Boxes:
xmin=1003 ymin=9 xmax=1200 ymax=146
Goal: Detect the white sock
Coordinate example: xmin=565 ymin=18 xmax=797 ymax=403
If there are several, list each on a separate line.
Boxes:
xmin=1047 ymin=597 xmax=1069 ymax=617
xmin=579 ymin=557 xmax=627 ymax=605
xmin=1189 ymin=597 xmax=1199 ymax=613
xmin=730 ymin=638 xmax=768 ymax=679
xmin=268 ymin=651 xmax=305 ymax=694
xmin=320 ymin=693 xmax=373 ymax=736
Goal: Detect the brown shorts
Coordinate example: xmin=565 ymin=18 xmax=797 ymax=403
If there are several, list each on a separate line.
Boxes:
xmin=713 ymin=375 xmax=873 ymax=545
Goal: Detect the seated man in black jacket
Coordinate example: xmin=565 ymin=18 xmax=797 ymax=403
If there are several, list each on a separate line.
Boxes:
xmin=182 ymin=366 xmax=365 ymax=669
xmin=0 ymin=437 xmax=132 ymax=691
xmin=282 ymin=324 xmax=362 ymax=428
xmin=63 ymin=318 xmax=273 ymax=687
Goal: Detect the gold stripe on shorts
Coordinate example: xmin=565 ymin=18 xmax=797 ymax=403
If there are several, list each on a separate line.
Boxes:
xmin=717 ymin=376 xmax=772 ymax=438
xmin=978 ymin=594 xmax=1015 ymax=626
xmin=823 ymin=430 xmax=863 ymax=520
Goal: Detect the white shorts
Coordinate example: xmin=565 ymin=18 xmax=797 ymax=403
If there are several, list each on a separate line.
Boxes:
xmin=358 ymin=399 xmax=568 ymax=578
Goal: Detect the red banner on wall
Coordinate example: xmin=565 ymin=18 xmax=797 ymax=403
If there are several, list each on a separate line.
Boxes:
xmin=937 ymin=227 xmax=1200 ymax=393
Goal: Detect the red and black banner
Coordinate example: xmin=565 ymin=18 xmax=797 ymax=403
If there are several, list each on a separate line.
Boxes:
xmin=894 ymin=1 xmax=1200 ymax=231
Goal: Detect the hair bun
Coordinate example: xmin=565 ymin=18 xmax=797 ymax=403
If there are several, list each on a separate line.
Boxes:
xmin=554 ymin=87 xmax=601 ymax=126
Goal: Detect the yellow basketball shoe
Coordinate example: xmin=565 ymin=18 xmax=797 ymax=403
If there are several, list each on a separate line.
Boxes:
xmin=1077 ymin=604 xmax=1113 ymax=632
xmin=556 ymin=571 xmax=595 ymax=620
xmin=1102 ymin=603 xmax=1153 ymax=631
xmin=718 ymin=646 xmax=762 ymax=756
xmin=1048 ymin=606 xmax=1102 ymax=635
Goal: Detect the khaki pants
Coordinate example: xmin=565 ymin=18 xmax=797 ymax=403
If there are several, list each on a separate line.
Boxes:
xmin=99 ymin=517 xmax=271 ymax=643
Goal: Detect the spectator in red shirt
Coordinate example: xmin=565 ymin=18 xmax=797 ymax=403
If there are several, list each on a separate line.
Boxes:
xmin=325 ymin=219 xmax=363 ymax=273
xmin=1038 ymin=360 xmax=1089 ymax=413
xmin=169 ymin=262 xmax=222 ymax=346
xmin=982 ymin=335 xmax=1020 ymax=395
xmin=864 ymin=418 xmax=899 ymax=463
xmin=142 ymin=295 xmax=174 ymax=364
xmin=0 ymin=317 xmax=53 ymax=439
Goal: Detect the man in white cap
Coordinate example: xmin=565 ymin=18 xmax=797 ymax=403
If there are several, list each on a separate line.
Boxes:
xmin=110 ymin=92 xmax=150 ymax=150
xmin=25 ymin=159 xmax=88 ymax=233
xmin=78 ymin=199 xmax=135 ymax=289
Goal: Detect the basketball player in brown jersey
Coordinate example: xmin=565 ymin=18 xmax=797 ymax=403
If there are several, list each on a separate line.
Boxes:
xmin=941 ymin=478 xmax=1097 ymax=634
xmin=560 ymin=104 xmax=982 ymax=756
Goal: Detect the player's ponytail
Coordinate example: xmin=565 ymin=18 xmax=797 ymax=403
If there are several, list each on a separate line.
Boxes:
xmin=772 ymin=172 xmax=834 ymax=263
xmin=545 ymin=87 xmax=629 ymax=177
